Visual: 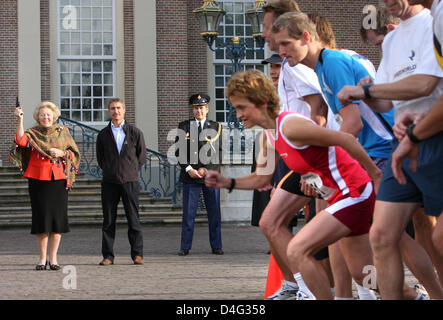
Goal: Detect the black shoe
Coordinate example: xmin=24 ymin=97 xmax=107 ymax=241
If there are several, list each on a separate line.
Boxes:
xmin=49 ymin=262 xmax=61 ymax=271
xmin=36 ymin=261 xmax=48 ymax=271
xmin=178 ymin=249 xmax=189 ymax=256
xmin=212 ymin=248 xmax=224 ymax=255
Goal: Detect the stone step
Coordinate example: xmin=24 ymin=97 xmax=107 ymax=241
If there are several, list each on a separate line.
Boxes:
xmin=0 ymin=166 xmax=187 ymax=228
xmin=0 ymin=190 xmax=162 ymax=200
xmin=0 ymin=184 xmax=106 ymax=194
xmin=0 ymin=177 xmax=102 ymax=187
xmin=0 ymin=166 xmax=22 ymax=173
xmin=0 ymin=209 xmax=205 ymax=227
xmin=0 ymin=195 xmax=169 ymax=205
xmin=0 ymin=172 xmax=25 ymax=179
xmin=0 ymin=190 xmax=156 ymax=198
xmin=0 ymin=210 xmax=194 ymax=219
xmin=0 ymin=217 xmax=206 ymax=228
xmin=0 ymin=199 xmax=179 ymax=208
xmin=0 ymin=203 xmax=183 ymax=215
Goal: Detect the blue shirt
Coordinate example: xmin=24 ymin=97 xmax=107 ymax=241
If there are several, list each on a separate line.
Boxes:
xmin=314 ymin=49 xmax=394 ymax=158
xmin=111 ymin=120 xmax=126 ymax=154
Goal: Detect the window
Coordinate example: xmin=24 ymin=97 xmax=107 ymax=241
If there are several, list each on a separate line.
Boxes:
xmin=213 ymin=1 xmax=264 ymax=123
xmin=58 ymin=0 xmax=115 ymax=123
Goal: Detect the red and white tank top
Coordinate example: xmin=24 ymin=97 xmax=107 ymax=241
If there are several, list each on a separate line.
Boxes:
xmin=265 ymin=111 xmax=372 ymax=204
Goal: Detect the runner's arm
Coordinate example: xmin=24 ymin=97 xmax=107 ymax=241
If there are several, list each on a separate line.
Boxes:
xmin=338 ymin=75 xmax=441 ymax=113
xmin=303 ymin=94 xmax=327 ymax=127
xmin=338 ymin=103 xmax=363 ymax=137
xmin=205 ymin=131 xmax=277 ymax=190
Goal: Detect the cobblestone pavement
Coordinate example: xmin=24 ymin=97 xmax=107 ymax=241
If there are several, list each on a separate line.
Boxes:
xmin=0 ymin=222 xmax=420 ymax=300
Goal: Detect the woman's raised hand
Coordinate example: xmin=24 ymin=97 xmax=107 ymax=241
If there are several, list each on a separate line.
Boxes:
xmin=14 ymin=106 xmax=24 ymax=120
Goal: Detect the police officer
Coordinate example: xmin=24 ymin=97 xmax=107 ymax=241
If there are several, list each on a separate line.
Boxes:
xmin=176 ymin=94 xmax=223 ymax=256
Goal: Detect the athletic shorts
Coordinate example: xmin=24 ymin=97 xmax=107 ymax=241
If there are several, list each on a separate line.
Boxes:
xmin=325 ymin=182 xmax=375 ymax=237
xmin=274 ymin=158 xmax=308 ymax=197
xmin=371 ymin=157 xmax=388 ymax=172
xmin=377 ymin=132 xmax=443 ymax=217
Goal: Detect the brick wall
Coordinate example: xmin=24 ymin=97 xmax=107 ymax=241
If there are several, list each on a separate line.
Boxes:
xmin=0 ymin=0 xmax=18 ymax=164
xmin=156 ymin=0 xmax=208 ymax=154
xmin=123 ymin=0 xmax=136 ymax=125
xmin=187 ymin=0 xmax=209 ymax=108
xmin=155 ymin=0 xmax=383 ymax=154
xmin=40 ymin=0 xmax=50 ymax=101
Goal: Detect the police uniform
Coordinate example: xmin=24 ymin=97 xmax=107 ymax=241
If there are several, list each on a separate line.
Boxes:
xmin=176 ymin=94 xmax=223 ymax=255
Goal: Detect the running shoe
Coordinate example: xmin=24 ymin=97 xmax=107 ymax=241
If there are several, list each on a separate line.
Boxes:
xmin=296 ymin=290 xmax=316 ymax=300
xmin=265 ymin=281 xmax=299 ymax=300
xmin=414 ymin=284 xmax=429 ymax=299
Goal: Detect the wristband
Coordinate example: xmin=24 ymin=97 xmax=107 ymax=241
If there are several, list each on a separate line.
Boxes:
xmin=228 ymin=178 xmax=236 ymax=193
xmin=406 ymin=123 xmax=421 ymax=143
xmin=362 ymin=83 xmax=373 ymax=99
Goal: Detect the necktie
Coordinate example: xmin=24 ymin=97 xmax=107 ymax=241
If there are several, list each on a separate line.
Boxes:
xmin=198 ymin=121 xmax=202 ymax=134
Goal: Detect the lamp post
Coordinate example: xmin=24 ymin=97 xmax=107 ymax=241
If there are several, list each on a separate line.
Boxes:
xmin=193 ymin=0 xmax=265 ymax=129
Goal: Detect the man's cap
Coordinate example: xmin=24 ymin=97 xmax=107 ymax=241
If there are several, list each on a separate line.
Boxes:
xmin=261 ymin=53 xmax=283 ymax=65
xmin=189 ymin=93 xmax=210 ymax=106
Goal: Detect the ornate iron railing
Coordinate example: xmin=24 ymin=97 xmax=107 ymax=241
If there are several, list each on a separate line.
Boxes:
xmin=57 ymin=117 xmax=182 ymax=205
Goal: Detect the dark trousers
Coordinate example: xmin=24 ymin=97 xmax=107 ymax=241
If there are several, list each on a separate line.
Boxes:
xmin=180 ymin=183 xmax=222 ymax=251
xmin=101 ymin=181 xmax=143 ymax=261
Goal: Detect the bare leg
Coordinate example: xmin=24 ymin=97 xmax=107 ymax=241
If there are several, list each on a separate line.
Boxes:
xmin=338 ymin=232 xmax=420 ymax=300
xmin=36 ymin=233 xmax=49 ymax=265
xmin=370 ymin=201 xmax=419 ymax=300
xmin=399 ymin=231 xmax=443 ymax=299
xmin=337 ymin=234 xmax=422 ymax=300
xmin=338 ymin=234 xmax=374 ymax=287
xmin=414 ymin=209 xmax=443 ymax=287
xmin=259 ymin=189 xmax=310 ymax=282
xmin=319 ymin=258 xmax=334 ymax=289
xmin=48 ymin=232 xmax=62 ymax=265
xmin=329 ymin=242 xmax=353 ymax=298
xmin=314 ymin=199 xmax=335 ymax=291
xmin=287 ymin=211 xmax=350 ymax=300
xmin=432 ymin=214 xmax=443 ymax=267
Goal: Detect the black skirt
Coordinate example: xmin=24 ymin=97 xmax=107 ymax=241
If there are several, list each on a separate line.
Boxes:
xmin=28 ymin=178 xmax=70 ymax=235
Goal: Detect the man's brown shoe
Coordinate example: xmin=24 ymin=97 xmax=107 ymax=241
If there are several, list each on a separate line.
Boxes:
xmin=133 ymin=256 xmax=144 ymax=265
xmin=99 ymin=258 xmax=113 ymax=266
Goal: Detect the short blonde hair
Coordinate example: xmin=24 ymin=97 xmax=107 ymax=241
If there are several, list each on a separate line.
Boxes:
xmin=226 ymin=69 xmax=280 ymax=120
xmin=108 ymin=98 xmax=126 ymax=109
xmin=272 ymin=12 xmax=319 ymax=42
xmin=33 ymin=101 xmax=61 ymax=123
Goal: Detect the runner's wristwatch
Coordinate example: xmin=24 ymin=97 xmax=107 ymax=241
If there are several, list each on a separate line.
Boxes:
xmin=406 ymin=123 xmax=421 ymax=143
xmin=362 ymin=83 xmax=373 ymax=99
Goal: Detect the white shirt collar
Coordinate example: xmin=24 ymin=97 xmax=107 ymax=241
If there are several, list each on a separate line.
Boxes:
xmin=111 ymin=120 xmax=125 ymax=129
xmin=195 ymin=119 xmax=206 ymax=127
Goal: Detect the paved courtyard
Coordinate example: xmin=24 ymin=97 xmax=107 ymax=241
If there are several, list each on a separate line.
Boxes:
xmin=0 ymin=224 xmax=271 ymax=300
xmin=0 ymin=222 xmax=421 ymax=300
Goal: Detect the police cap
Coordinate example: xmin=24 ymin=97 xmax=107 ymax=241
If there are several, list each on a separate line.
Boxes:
xmin=189 ymin=93 xmax=210 ymax=106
